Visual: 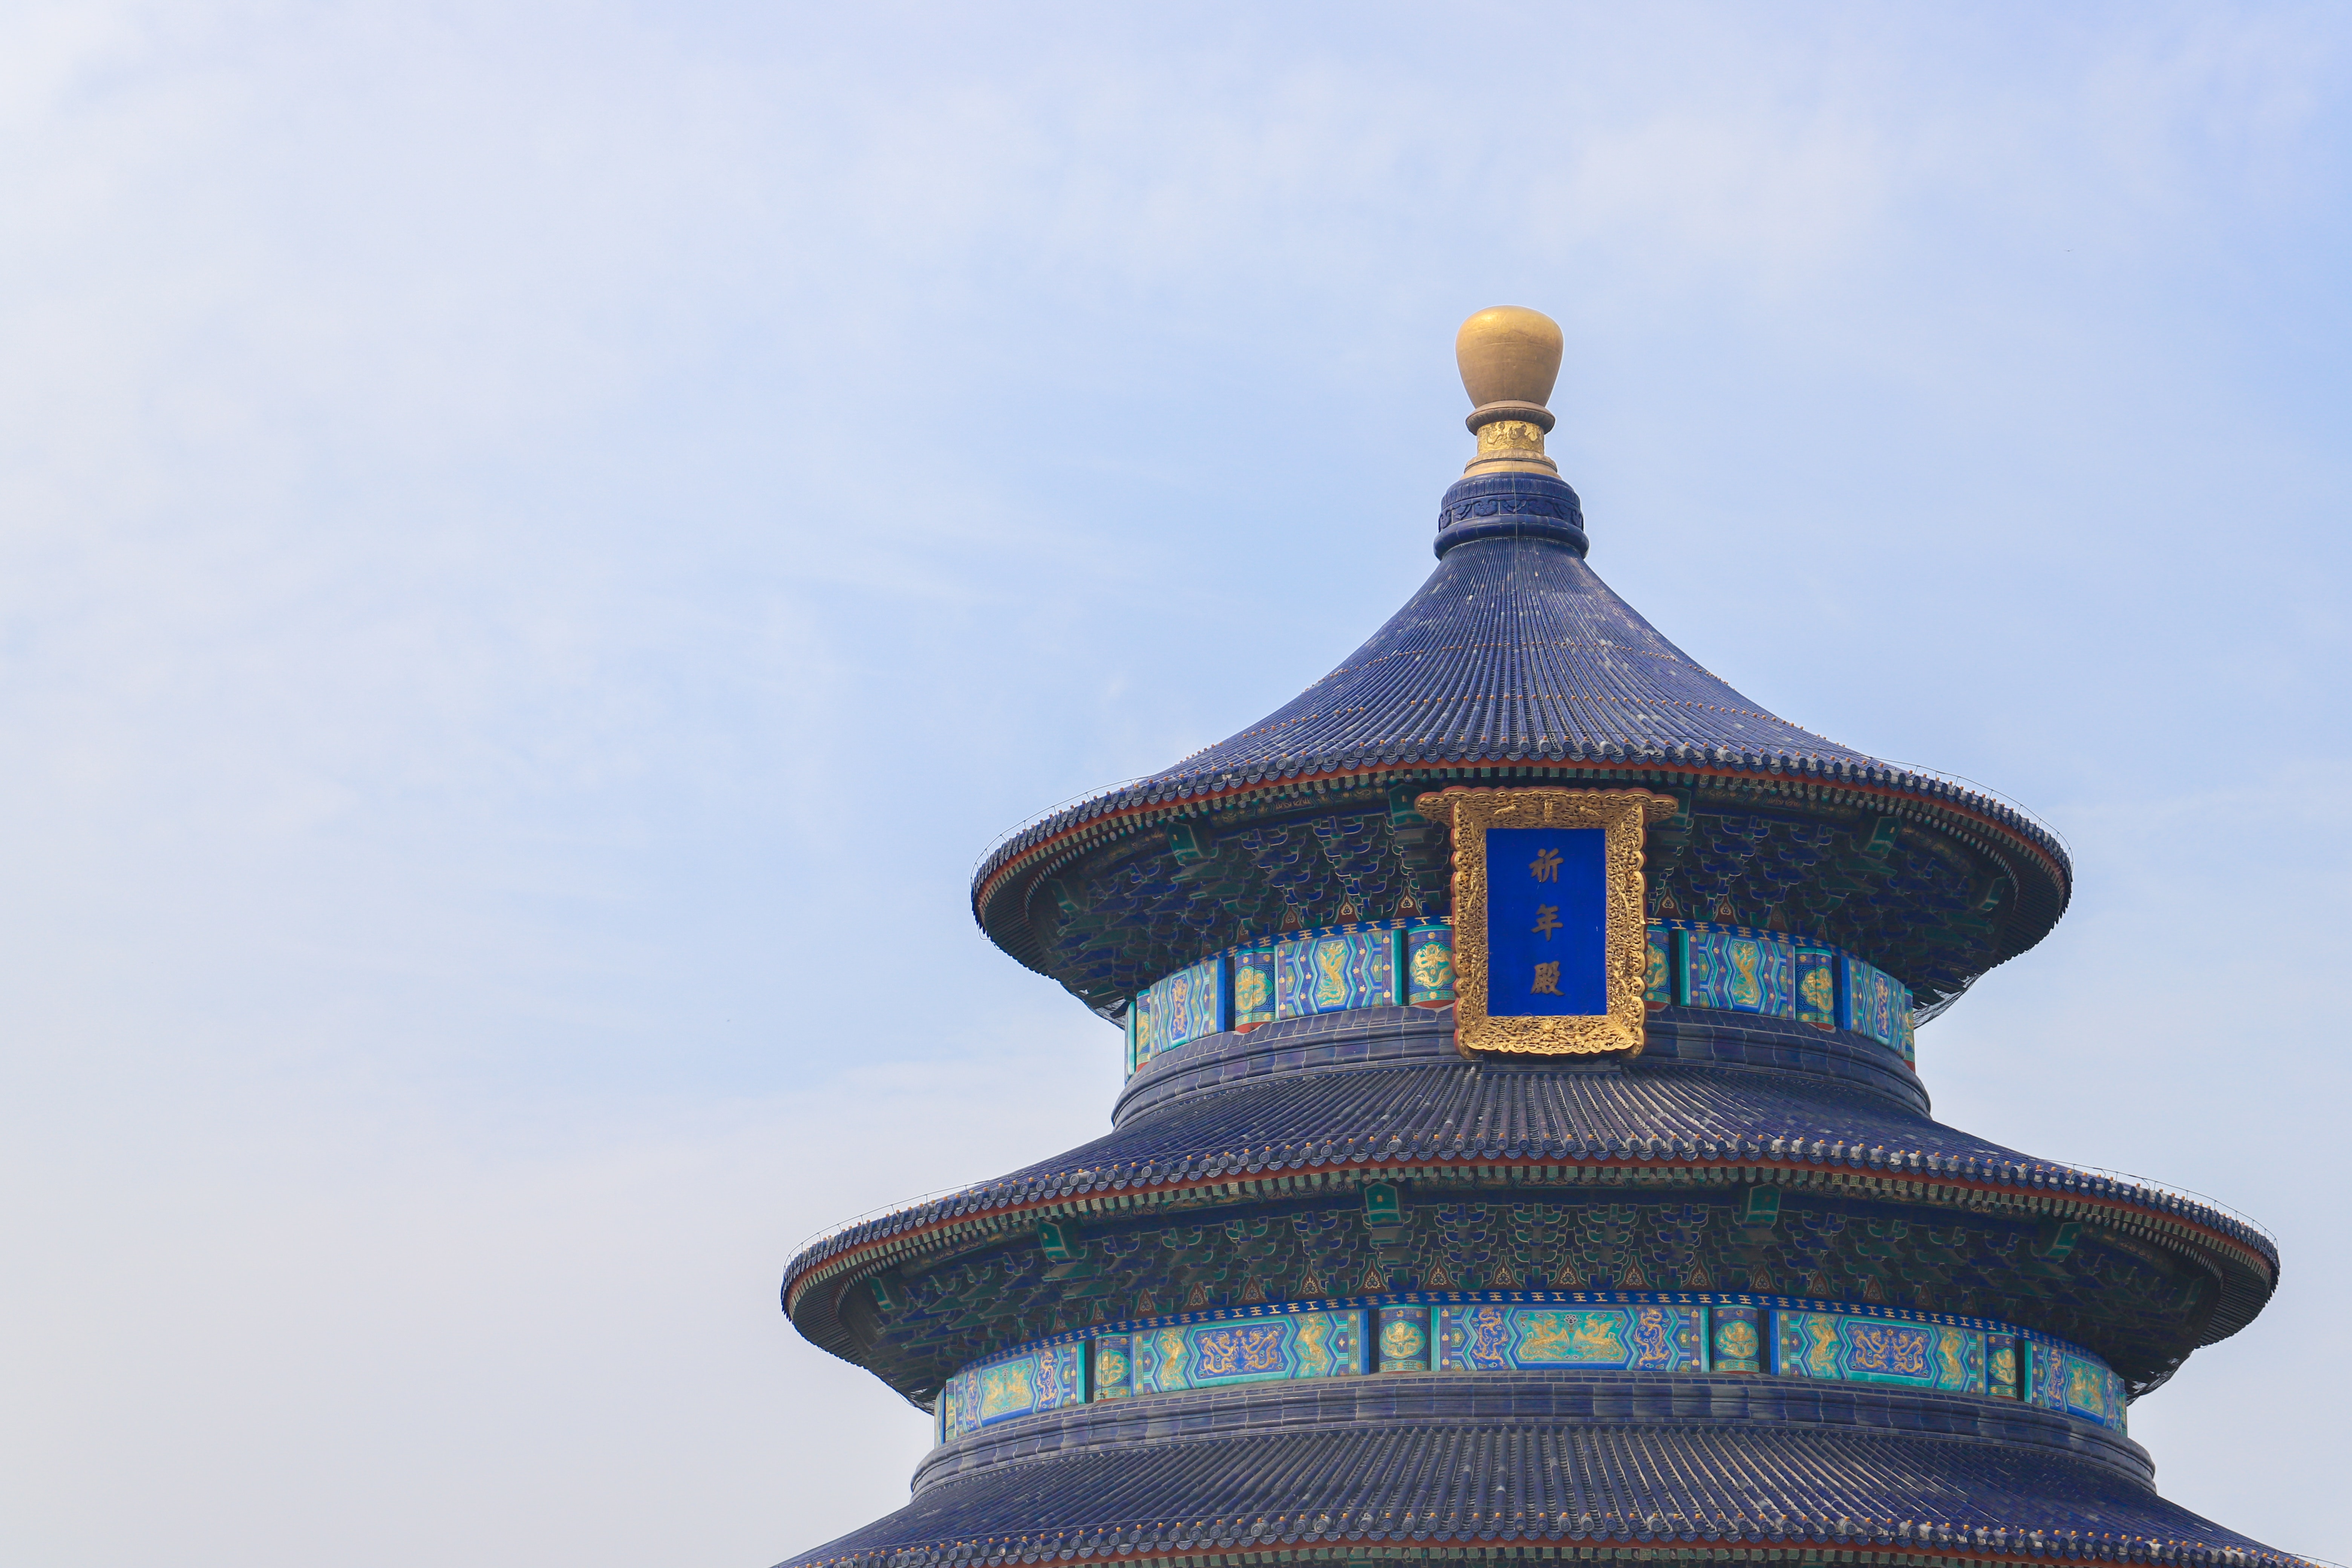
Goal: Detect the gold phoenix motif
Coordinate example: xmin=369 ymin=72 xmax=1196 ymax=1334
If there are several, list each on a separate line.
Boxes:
xmin=1415 ymin=786 xmax=1674 ymax=1058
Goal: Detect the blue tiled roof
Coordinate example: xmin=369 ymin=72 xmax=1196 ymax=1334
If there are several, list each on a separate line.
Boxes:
xmin=971 ymin=482 xmax=2072 ymax=1008
xmin=774 ymin=1374 xmax=2298 ymax=1568
xmin=993 ymin=1061 xmax=2266 ymax=1333
xmin=786 ymin=1018 xmax=2276 ymax=1314
xmin=976 ymin=479 xmax=2069 ymax=872
xmin=1155 ymin=482 xmax=1878 ymax=789
xmin=1026 ymin=1057 xmax=2039 ymax=1193
xmin=781 ymin=1014 xmax=2276 ymax=1400
xmin=1114 ymin=1006 xmax=1932 ymax=1129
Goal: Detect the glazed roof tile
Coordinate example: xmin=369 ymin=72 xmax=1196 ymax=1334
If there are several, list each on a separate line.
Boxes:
xmin=1152 ymin=507 xmax=1873 ymax=786
xmin=973 ymin=501 xmax=2070 ymax=915
xmin=785 ymin=1055 xmax=2278 ymax=1302
xmin=775 ymin=1406 xmax=2297 ymax=1568
xmin=970 ymin=493 xmax=2073 ymax=998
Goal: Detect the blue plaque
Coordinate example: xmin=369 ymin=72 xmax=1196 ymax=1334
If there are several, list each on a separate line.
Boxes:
xmin=1420 ymin=786 xmax=1665 ymax=1056
xmin=1484 ymin=827 xmax=1606 ymax=1015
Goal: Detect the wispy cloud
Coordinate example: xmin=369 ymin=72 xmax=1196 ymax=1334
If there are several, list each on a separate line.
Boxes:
xmin=0 ymin=4 xmax=2344 ymax=1564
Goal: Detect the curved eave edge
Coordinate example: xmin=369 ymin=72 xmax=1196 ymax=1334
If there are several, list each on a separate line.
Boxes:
xmin=781 ymin=1152 xmax=2275 ymax=1363
xmin=778 ymin=1525 xmax=2318 ymax=1568
xmin=971 ymin=759 xmax=2072 ymax=986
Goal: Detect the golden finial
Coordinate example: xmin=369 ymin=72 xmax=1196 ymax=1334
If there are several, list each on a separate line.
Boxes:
xmin=1455 ymin=305 xmax=1563 ymax=477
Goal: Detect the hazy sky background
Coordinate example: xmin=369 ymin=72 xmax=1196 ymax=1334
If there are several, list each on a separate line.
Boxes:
xmin=2 ymin=4 xmax=2346 ymax=1565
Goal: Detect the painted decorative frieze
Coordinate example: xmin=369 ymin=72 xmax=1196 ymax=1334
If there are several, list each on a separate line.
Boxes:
xmin=1127 ymin=955 xmax=1226 ymax=1073
xmin=1438 ymin=1302 xmax=1703 ymax=1372
xmin=1231 ymin=946 xmax=1276 ymax=1028
xmin=2032 ymin=1341 xmax=2127 ymax=1430
xmin=1130 ymin=917 xmax=1917 ymax=1078
xmin=1128 ymin=1308 xmax=1366 ymax=1393
xmin=1709 ymin=1304 xmax=1764 ymax=1372
xmin=1377 ymin=1305 xmax=1432 ymax=1372
xmin=1275 ymin=929 xmax=1400 ymax=1019
xmin=937 ymin=1341 xmax=1086 ymax=1441
xmin=1405 ymin=922 xmax=1455 ymax=1004
xmin=1841 ymin=953 xmax=1915 ymax=1062
xmin=1089 ymin=1333 xmax=1134 ymax=1400
xmin=1685 ymin=926 xmax=1798 ymax=1017
xmin=1988 ymin=1331 xmax=2023 ymax=1399
xmin=1775 ymin=1308 xmax=1985 ymax=1393
xmin=1794 ymin=945 xmax=1839 ymax=1028
xmin=931 ymin=1293 xmax=2122 ymax=1448
xmin=1644 ymin=926 xmax=1675 ymax=1006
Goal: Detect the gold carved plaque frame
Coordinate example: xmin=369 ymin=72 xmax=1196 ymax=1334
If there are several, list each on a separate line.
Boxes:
xmin=1415 ymin=787 xmax=1674 ymax=1058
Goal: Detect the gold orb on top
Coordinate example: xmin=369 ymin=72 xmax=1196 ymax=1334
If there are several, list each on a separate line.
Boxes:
xmin=1455 ymin=305 xmax=1563 ymax=410
xmin=1454 ymin=305 xmax=1563 ymax=477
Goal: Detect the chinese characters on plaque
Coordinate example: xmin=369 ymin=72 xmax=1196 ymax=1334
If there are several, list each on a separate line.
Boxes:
xmin=1484 ymin=827 xmax=1607 ymax=1015
xmin=1413 ymin=786 xmax=1670 ymax=1057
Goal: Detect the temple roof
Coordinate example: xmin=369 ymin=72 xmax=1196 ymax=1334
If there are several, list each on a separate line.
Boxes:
xmin=782 ymin=310 xmax=2294 ymax=1568
xmin=774 ymin=1376 xmax=2300 ymax=1568
xmin=782 ymin=1015 xmax=2275 ymax=1398
xmin=972 ymin=484 xmax=2072 ymax=1014
xmin=1140 ymin=473 xmax=1882 ymax=790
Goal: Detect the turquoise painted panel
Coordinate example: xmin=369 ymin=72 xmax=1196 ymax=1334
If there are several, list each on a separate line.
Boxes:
xmin=1686 ymin=928 xmax=1796 ymax=1018
xmin=1231 ymin=946 xmax=1276 ymax=1027
xmin=1794 ymin=945 xmax=1838 ymax=1027
xmin=1127 ymin=1308 xmax=1366 ymax=1393
xmin=2029 ymin=1341 xmax=2127 ymax=1432
xmin=2027 ymin=1338 xmax=2065 ymax=1413
xmin=1643 ymin=923 xmax=1674 ymax=1005
xmin=1132 ymin=955 xmax=1225 ymax=1069
xmin=1840 ymin=954 xmax=1913 ymax=1057
xmin=1089 ymin=1334 xmax=1134 ymax=1400
xmin=1376 ymin=1304 xmax=1433 ymax=1372
xmin=1404 ymin=922 xmax=1455 ymax=1004
xmin=1987 ymin=1332 xmax=2022 ymax=1399
xmin=939 ymin=1341 xmax=1086 ymax=1439
xmin=2061 ymin=1351 xmax=2127 ymax=1428
xmin=1274 ymin=929 xmax=1396 ymax=1019
xmin=1438 ymin=1303 xmax=1703 ymax=1372
xmin=1707 ymin=1305 xmax=1764 ymax=1372
xmin=1775 ymin=1309 xmax=1983 ymax=1392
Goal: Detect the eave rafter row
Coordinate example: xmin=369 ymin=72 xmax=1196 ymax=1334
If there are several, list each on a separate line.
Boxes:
xmin=977 ymin=762 xmax=2069 ymax=1010
xmin=784 ymin=1156 xmax=2272 ymax=1328
xmin=980 ymin=763 xmax=2067 ymax=922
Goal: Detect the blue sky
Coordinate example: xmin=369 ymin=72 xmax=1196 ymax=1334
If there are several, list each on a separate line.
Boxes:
xmin=2 ymin=5 xmax=2346 ymax=1565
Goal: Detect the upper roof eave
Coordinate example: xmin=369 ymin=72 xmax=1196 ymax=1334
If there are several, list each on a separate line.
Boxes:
xmin=969 ymin=749 xmax=2074 ymax=969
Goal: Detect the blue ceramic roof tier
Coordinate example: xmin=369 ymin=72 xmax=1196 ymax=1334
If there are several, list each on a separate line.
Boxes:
xmin=781 ymin=1011 xmax=2273 ymax=1407
xmin=781 ymin=1387 xmax=2294 ymax=1568
xmin=972 ymin=466 xmax=2067 ymax=1020
xmin=773 ymin=309 xmax=2298 ymax=1568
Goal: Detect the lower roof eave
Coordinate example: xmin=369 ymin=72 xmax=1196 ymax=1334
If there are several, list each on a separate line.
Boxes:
xmin=772 ymin=1413 xmax=2303 ymax=1568
xmin=785 ymin=1153 xmax=2275 ymax=1345
xmin=778 ymin=1539 xmax=2309 ymax=1568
